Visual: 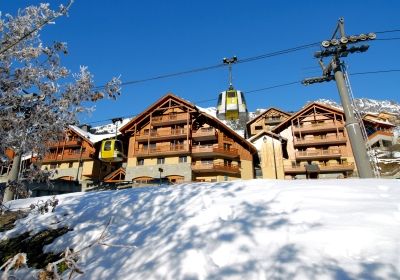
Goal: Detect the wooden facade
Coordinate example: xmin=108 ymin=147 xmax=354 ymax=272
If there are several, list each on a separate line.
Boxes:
xmin=269 ymin=102 xmax=356 ymax=179
xmin=120 ymin=93 xmax=257 ymax=183
xmin=41 ymin=127 xmax=116 ymax=183
xmin=246 ymin=108 xmax=291 ymax=138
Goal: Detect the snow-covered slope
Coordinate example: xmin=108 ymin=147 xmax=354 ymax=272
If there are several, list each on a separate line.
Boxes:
xmin=2 ymin=179 xmax=400 ymax=279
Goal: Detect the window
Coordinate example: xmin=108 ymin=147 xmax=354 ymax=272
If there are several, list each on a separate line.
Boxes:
xmin=103 ymin=140 xmax=112 ymax=151
xmin=50 ymin=164 xmax=56 ymax=170
xmin=68 ymin=162 xmax=73 ymax=168
xmin=224 ymin=143 xmax=231 ymax=150
xmin=157 ymin=158 xmax=165 ymax=164
xmin=179 ymin=156 xmax=187 ymax=163
xmin=137 ymin=158 xmax=144 ymax=166
xmin=227 ymin=91 xmax=236 ymax=98
xmin=255 ymin=125 xmax=262 ymax=130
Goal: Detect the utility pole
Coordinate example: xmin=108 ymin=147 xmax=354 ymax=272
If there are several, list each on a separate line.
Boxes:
xmin=302 ymin=18 xmax=375 ymax=178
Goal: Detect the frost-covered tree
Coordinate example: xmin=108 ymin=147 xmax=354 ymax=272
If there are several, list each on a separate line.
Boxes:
xmin=0 ymin=2 xmax=121 ymax=202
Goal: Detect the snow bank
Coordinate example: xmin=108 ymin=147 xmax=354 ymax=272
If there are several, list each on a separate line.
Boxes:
xmin=2 ymin=179 xmax=400 ymax=279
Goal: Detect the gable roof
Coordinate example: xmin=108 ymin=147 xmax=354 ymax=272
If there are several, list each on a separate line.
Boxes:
xmin=120 ymin=93 xmax=197 ymax=133
xmin=68 ymin=126 xmax=115 ymax=146
xmin=119 ymin=93 xmax=257 ymax=154
xmin=248 ymin=130 xmax=288 ymax=144
xmin=272 ymin=102 xmax=345 ymax=134
xmin=247 ymin=107 xmax=291 ymax=127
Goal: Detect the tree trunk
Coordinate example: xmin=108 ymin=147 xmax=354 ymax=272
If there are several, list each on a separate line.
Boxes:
xmin=2 ymin=153 xmax=22 ymax=203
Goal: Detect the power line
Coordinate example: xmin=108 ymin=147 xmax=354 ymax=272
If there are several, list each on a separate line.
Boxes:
xmin=374 ymin=29 xmax=400 ymax=34
xmin=93 ymin=42 xmax=320 ymax=90
xmin=84 ymin=68 xmax=399 ymax=125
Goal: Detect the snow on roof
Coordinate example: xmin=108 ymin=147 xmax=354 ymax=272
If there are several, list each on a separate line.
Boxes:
xmin=69 ymin=125 xmax=115 ymax=144
xmin=3 ymin=179 xmax=400 ymax=279
xmin=69 ymin=118 xmax=132 ymax=144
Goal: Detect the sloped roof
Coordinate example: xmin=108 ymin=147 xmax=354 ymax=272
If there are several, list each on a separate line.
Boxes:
xmin=248 ymin=129 xmax=287 ymax=144
xmin=68 ymin=125 xmax=115 ymax=145
xmin=272 ymin=102 xmax=345 ymax=134
xmin=246 ymin=107 xmax=291 ymax=127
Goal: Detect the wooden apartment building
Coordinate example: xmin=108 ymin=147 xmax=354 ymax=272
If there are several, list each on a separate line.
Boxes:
xmin=249 ymin=102 xmax=357 ymax=179
xmin=120 ymin=93 xmax=257 ymax=183
xmin=41 ymin=126 xmax=117 ymax=186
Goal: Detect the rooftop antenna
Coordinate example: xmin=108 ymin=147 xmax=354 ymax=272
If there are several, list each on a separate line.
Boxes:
xmin=223 ymin=56 xmax=238 ymax=90
xmin=302 ymin=17 xmax=377 ymax=178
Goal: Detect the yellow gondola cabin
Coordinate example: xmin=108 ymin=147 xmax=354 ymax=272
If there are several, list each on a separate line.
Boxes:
xmin=99 ymin=139 xmax=124 ymax=162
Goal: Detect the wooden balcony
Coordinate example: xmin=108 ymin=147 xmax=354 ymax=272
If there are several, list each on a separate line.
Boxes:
xmin=367 ymin=130 xmax=393 ymax=140
xmin=135 ymin=145 xmax=189 ymax=157
xmin=293 ymin=136 xmax=347 ymax=147
xmin=136 ymin=129 xmax=187 ymax=142
xmin=192 ymin=163 xmax=240 ymax=174
xmin=265 ymin=118 xmax=284 ymax=125
xmin=42 ymin=151 xmax=94 ymax=162
xmin=191 ymin=145 xmax=239 ymax=159
xmin=319 ymin=163 xmax=355 ymax=172
xmin=284 ymin=162 xmax=355 ymax=173
xmin=295 ymin=149 xmax=341 ymax=160
xmin=293 ymin=123 xmax=344 ymax=133
xmin=192 ymin=128 xmax=217 ymax=141
xmin=48 ymin=139 xmax=82 ymax=147
xmin=152 ymin=114 xmax=187 ymax=126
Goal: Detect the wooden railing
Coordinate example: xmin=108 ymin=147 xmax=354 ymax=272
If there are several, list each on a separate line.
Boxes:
xmin=284 ymin=162 xmax=354 ymax=172
xmin=192 ymin=163 xmax=240 ymax=173
xmin=135 ymin=145 xmax=187 ymax=155
xmin=294 ymin=136 xmax=347 ymax=146
xmin=192 ymin=145 xmax=238 ymax=156
xmin=192 ymin=128 xmax=216 ymax=138
xmin=48 ymin=139 xmax=82 ymax=147
xmin=295 ymin=149 xmax=341 ymax=158
xmin=43 ymin=151 xmax=93 ymax=161
xmin=293 ymin=123 xmax=344 ymax=132
xmin=152 ymin=114 xmax=187 ymax=123
xmin=367 ymin=130 xmax=393 ymax=140
xmin=136 ymin=129 xmax=186 ymax=140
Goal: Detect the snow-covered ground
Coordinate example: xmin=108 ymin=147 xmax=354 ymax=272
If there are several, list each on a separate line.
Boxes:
xmin=2 ymin=179 xmax=400 ymax=279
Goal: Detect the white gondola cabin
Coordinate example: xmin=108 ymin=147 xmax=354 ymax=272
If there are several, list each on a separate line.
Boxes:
xmin=216 ymin=89 xmax=248 ymax=120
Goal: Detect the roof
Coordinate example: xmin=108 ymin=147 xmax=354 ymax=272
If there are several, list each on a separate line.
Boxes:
xmin=69 ymin=125 xmax=115 ymax=145
xmin=246 ymin=107 xmax=291 ymax=127
xmin=362 ymin=118 xmax=396 ymax=127
xmin=272 ymin=102 xmax=345 ymax=134
xmin=247 ymin=129 xmax=287 ymax=143
xmin=120 ymin=93 xmax=197 ymax=133
xmin=120 ymin=93 xmax=257 ymax=154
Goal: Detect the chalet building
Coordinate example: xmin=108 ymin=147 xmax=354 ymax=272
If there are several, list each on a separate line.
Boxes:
xmin=363 ymin=113 xmax=397 ymax=148
xmin=119 ymin=93 xmax=257 ymax=183
xmin=40 ymin=126 xmax=117 ymax=188
xmin=246 ymin=108 xmax=291 ymax=138
xmin=251 ymin=102 xmax=356 ymax=179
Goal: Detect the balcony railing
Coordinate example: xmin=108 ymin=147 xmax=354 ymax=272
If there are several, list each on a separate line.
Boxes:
xmin=294 ymin=136 xmax=347 ymax=146
xmin=43 ymin=151 xmax=94 ymax=162
xmin=293 ymin=123 xmax=344 ymax=133
xmin=48 ymin=139 xmax=82 ymax=147
xmin=136 ymin=129 xmax=187 ymax=140
xmin=367 ymin=130 xmax=393 ymax=140
xmin=295 ymin=149 xmax=341 ymax=159
xmin=191 ymin=145 xmax=238 ymax=157
xmin=284 ymin=162 xmax=355 ymax=173
xmin=265 ymin=118 xmax=284 ymax=125
xmin=192 ymin=163 xmax=240 ymax=174
xmin=152 ymin=114 xmax=187 ymax=124
xmin=192 ymin=128 xmax=217 ymax=139
xmin=135 ymin=145 xmax=187 ymax=156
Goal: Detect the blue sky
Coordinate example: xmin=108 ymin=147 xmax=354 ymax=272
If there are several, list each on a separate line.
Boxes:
xmin=3 ymin=0 xmax=400 ymax=125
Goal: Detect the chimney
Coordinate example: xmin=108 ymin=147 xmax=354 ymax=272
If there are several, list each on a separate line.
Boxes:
xmin=80 ymin=124 xmax=91 ymax=132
